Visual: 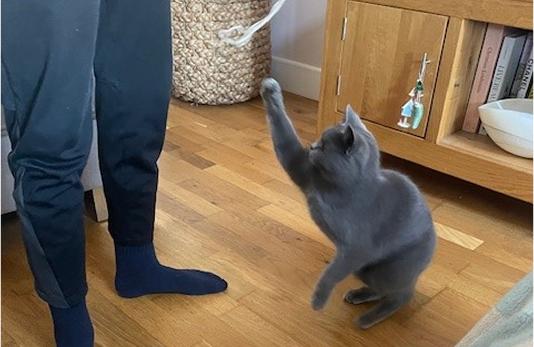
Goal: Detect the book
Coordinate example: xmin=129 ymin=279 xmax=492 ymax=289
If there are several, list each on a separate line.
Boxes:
xmin=516 ymin=47 xmax=533 ymax=98
xmin=463 ymin=24 xmax=507 ymax=133
xmin=510 ymin=32 xmax=533 ymax=97
xmin=487 ymin=33 xmax=527 ymax=102
xmin=479 ymin=31 xmax=527 ymax=135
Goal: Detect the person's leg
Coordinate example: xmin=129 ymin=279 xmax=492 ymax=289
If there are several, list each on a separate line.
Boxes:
xmin=94 ymin=0 xmax=226 ymax=297
xmin=2 ymin=0 xmax=98 ymax=345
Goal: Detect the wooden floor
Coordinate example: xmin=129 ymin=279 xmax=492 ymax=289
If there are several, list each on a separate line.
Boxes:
xmin=2 ymin=93 xmax=532 ymax=347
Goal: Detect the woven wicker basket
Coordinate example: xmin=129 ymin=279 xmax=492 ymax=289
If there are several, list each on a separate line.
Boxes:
xmin=171 ymin=0 xmax=273 ymax=105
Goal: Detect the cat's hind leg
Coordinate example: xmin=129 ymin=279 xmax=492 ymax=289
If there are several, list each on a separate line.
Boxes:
xmin=344 ymin=287 xmax=382 ymax=305
xmin=356 ymin=291 xmax=413 ymax=329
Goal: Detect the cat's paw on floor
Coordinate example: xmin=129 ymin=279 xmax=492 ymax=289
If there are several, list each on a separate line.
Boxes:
xmin=356 ymin=311 xmax=391 ymax=330
xmin=344 ymin=287 xmax=382 ymax=305
xmin=311 ymin=291 xmax=328 ymax=311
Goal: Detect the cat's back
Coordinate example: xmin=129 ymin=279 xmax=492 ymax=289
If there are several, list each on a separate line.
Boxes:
xmin=379 ymin=169 xmax=426 ymax=205
xmin=378 ymin=168 xmax=434 ymax=231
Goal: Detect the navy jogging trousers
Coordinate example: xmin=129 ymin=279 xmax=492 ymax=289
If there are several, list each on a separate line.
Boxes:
xmin=2 ymin=0 xmax=172 ymax=308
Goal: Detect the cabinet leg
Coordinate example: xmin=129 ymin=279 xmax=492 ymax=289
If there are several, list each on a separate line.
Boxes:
xmin=86 ymin=187 xmax=108 ymax=222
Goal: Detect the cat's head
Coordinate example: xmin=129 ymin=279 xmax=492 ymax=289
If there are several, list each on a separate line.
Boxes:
xmin=309 ymin=105 xmax=380 ymax=183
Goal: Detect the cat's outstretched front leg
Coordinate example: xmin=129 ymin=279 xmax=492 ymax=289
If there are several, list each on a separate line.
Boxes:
xmin=260 ymin=78 xmax=312 ymax=190
xmin=312 ymin=252 xmax=353 ymax=310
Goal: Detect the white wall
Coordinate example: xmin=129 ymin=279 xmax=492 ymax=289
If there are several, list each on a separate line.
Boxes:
xmin=271 ymin=0 xmax=327 ymax=100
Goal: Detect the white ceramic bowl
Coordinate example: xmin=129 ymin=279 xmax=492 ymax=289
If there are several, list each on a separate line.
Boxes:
xmin=478 ymin=98 xmax=533 ymax=158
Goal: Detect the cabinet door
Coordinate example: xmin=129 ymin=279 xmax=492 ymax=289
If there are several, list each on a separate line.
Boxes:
xmin=337 ymin=2 xmax=448 ymax=137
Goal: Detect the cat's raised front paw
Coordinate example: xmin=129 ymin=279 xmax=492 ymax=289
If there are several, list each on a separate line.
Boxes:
xmin=260 ymin=78 xmax=282 ymax=97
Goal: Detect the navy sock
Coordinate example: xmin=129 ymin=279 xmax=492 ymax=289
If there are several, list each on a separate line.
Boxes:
xmin=114 ymin=243 xmax=227 ymax=298
xmin=49 ymin=300 xmax=94 ymax=347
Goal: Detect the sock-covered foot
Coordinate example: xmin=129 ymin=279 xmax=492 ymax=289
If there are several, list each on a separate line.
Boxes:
xmin=114 ymin=243 xmax=227 ymax=298
xmin=49 ymin=300 xmax=94 ymax=347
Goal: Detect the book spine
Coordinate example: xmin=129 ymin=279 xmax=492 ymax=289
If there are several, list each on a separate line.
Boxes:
xmin=510 ymin=32 xmax=533 ymax=97
xmin=487 ymin=37 xmax=515 ymax=102
xmin=462 ymin=24 xmax=504 ymax=133
xmin=517 ymin=52 xmax=533 ymax=98
xmin=488 ymin=34 xmax=527 ymax=101
xmin=503 ymin=35 xmax=527 ymax=97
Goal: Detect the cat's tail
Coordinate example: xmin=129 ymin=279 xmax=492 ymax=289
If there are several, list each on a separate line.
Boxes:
xmin=260 ymin=78 xmax=285 ymax=113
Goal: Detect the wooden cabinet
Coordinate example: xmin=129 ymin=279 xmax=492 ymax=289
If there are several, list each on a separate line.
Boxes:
xmin=318 ymin=0 xmax=533 ymax=202
xmin=337 ymin=2 xmax=447 ymax=137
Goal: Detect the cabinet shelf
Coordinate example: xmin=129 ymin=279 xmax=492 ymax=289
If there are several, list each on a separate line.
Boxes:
xmin=439 ymin=131 xmax=533 ymax=175
xmin=318 ymin=0 xmax=533 ymax=201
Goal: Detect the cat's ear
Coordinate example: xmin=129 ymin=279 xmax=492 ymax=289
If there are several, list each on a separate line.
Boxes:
xmin=345 ymin=104 xmax=367 ymax=130
xmin=341 ymin=124 xmax=356 ymax=155
xmin=345 ymin=105 xmax=358 ymax=125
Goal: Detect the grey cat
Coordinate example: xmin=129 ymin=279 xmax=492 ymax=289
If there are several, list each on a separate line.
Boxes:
xmin=260 ymin=78 xmax=436 ymax=329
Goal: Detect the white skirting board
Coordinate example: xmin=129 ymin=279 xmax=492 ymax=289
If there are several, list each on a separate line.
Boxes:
xmin=271 ymin=56 xmax=322 ymax=101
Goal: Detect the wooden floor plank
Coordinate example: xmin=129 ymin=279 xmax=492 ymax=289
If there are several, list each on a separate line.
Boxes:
xmin=257 ymin=204 xmax=332 ymax=247
xmin=401 ymin=289 xmax=490 ymax=346
xmin=205 ymin=165 xmax=310 ymax=219
xmin=434 ymin=222 xmax=484 ymax=250
xmin=158 ymin=177 xmax=223 ymax=217
xmin=222 ymin=305 xmax=302 ymax=347
xmin=262 ymin=178 xmax=306 ymax=203
xmin=459 ymin=260 xmax=527 ymax=294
